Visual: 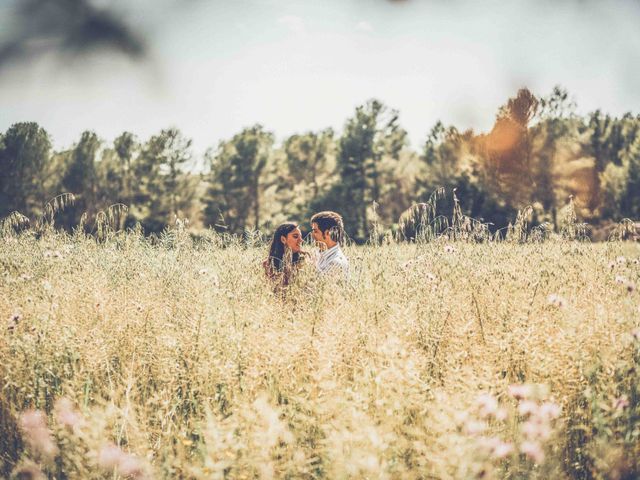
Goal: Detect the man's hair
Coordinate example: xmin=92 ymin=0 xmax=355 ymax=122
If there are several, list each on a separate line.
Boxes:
xmin=311 ymin=211 xmax=344 ymax=244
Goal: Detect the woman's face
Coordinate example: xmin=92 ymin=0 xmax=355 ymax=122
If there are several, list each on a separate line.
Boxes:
xmin=281 ymin=227 xmax=303 ymax=253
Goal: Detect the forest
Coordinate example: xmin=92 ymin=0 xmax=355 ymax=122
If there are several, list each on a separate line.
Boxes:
xmin=2 ymin=86 xmax=639 ymax=241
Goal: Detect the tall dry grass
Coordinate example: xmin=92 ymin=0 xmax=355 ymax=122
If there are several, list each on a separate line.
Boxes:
xmin=1 ymin=224 xmax=639 ymax=479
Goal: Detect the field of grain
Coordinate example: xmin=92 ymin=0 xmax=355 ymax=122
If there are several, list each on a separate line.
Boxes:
xmin=1 ymin=227 xmax=639 ymax=479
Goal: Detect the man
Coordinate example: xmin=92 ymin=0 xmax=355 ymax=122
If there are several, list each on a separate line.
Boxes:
xmin=310 ymin=211 xmax=349 ymax=277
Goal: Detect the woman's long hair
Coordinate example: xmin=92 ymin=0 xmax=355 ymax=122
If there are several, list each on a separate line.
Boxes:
xmin=265 ymin=222 xmax=305 ymax=281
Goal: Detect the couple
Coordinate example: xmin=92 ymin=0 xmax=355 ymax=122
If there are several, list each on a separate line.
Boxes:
xmin=264 ymin=211 xmax=349 ymax=287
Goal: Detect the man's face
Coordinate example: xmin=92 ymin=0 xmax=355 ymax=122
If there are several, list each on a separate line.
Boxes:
xmin=311 ymin=222 xmax=326 ymax=244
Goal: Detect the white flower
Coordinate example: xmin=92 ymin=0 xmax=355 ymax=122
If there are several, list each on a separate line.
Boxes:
xmin=547 ymin=294 xmax=566 ymax=308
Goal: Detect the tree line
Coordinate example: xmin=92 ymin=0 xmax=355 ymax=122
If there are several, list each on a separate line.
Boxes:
xmin=1 ymin=86 xmax=639 ymax=241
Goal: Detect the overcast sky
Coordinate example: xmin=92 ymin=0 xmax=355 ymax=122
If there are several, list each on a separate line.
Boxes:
xmin=1 ymin=0 xmax=640 ymax=154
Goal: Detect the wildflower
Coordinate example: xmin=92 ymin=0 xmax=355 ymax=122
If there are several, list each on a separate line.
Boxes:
xmin=625 ymin=281 xmax=636 ymax=293
xmin=539 ymin=401 xmax=562 ymax=420
xmin=613 ymin=395 xmax=629 ymax=411
xmin=521 ymin=418 xmax=552 ymax=441
xmin=608 ymin=261 xmax=616 ymax=270
xmin=19 ymin=410 xmax=58 ymax=460
xmin=547 ymin=294 xmax=566 ymax=308
xmin=632 ymin=328 xmax=640 ymax=341
xmin=12 ymin=460 xmax=46 ymax=480
xmin=198 ymin=268 xmax=208 ymax=275
xmin=476 ymin=393 xmax=499 ymax=418
xmin=495 ymin=407 xmax=508 ymax=421
xmin=492 ymin=440 xmax=514 ymax=459
xmin=444 ymin=244 xmax=456 ymax=253
xmin=42 ymin=280 xmax=52 ymax=292
xmin=54 ymin=397 xmax=83 ymax=430
xmin=426 ymin=272 xmax=437 ymax=282
xmin=518 ymin=400 xmax=538 ymax=417
xmin=7 ymin=312 xmax=21 ymax=331
xmin=616 ymin=256 xmax=627 ymax=265
xmin=521 ymin=440 xmax=545 ymax=463
xmin=508 ymin=384 xmax=533 ymax=400
xmin=98 ymin=444 xmax=147 ymax=479
xmin=464 ymin=420 xmax=486 ymax=435
xmin=615 ymin=275 xmax=627 ymax=284
xmin=454 ymin=410 xmax=470 ymax=425
xmin=479 ymin=436 xmax=514 ymax=459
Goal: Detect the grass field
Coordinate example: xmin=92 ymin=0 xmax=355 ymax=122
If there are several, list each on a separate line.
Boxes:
xmin=1 ymin=227 xmax=639 ymax=479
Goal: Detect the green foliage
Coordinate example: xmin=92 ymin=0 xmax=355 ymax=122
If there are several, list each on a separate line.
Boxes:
xmin=131 ymin=128 xmax=196 ymax=233
xmin=330 ymin=99 xmax=407 ymax=241
xmin=0 ymin=122 xmax=52 ymax=219
xmin=279 ymin=129 xmax=336 ymax=221
xmin=59 ymin=131 xmax=100 ymax=229
xmin=203 ymin=125 xmax=274 ymax=234
xmin=1 ymin=88 xmax=640 ymax=239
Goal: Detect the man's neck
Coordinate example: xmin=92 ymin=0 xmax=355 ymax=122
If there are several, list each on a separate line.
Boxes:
xmin=323 ymin=240 xmax=338 ymax=250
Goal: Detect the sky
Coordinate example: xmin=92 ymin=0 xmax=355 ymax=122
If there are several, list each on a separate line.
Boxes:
xmin=1 ymin=0 xmax=640 ymax=155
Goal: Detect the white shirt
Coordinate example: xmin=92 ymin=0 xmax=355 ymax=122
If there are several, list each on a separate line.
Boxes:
xmin=316 ymin=244 xmax=349 ymax=277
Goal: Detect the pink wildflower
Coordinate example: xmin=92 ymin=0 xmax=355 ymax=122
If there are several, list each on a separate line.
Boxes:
xmin=613 ymin=395 xmax=629 ymax=411
xmin=547 ymin=294 xmax=566 ymax=307
xmin=7 ymin=312 xmax=21 ymax=331
xmin=521 ymin=418 xmax=553 ymax=441
xmin=98 ymin=444 xmax=147 ymax=479
xmin=492 ymin=440 xmax=514 ymax=459
xmin=54 ymin=397 xmax=83 ymax=430
xmin=508 ymin=384 xmax=533 ymax=400
xmin=495 ymin=408 xmax=508 ymax=421
xmin=479 ymin=437 xmax=514 ymax=459
xmin=632 ymin=328 xmax=640 ymax=341
xmin=12 ymin=460 xmax=46 ymax=480
xmin=464 ymin=420 xmax=486 ymax=435
xmin=539 ymin=401 xmax=562 ymax=420
xmin=518 ymin=400 xmax=538 ymax=417
xmin=19 ymin=410 xmax=58 ymax=460
xmin=444 ymin=244 xmax=456 ymax=253
xmin=476 ymin=393 xmax=499 ymax=418
xmin=521 ymin=440 xmax=545 ymax=463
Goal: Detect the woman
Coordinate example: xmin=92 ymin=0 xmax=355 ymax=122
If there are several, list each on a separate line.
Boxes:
xmin=264 ymin=222 xmax=307 ymax=288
